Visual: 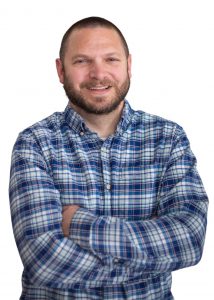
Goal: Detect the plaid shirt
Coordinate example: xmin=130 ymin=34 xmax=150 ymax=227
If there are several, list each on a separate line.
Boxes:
xmin=9 ymin=100 xmax=208 ymax=299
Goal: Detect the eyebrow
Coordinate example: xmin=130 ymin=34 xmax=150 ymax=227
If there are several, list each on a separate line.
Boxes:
xmin=71 ymin=54 xmax=89 ymax=61
xmin=104 ymin=52 xmax=121 ymax=57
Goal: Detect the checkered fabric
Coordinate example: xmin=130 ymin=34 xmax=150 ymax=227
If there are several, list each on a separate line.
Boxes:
xmin=9 ymin=100 xmax=208 ymax=299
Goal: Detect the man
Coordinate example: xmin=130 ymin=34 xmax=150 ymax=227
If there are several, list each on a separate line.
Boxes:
xmin=9 ymin=17 xmax=208 ymax=300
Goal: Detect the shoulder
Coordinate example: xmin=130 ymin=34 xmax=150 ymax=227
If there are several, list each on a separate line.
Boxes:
xmin=131 ymin=108 xmax=185 ymax=138
xmin=128 ymin=108 xmax=190 ymax=152
xmin=129 ymin=109 xmax=191 ymax=161
xmin=14 ymin=110 xmax=65 ymax=148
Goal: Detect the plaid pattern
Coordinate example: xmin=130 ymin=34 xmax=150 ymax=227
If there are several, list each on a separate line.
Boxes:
xmin=9 ymin=101 xmax=208 ymax=299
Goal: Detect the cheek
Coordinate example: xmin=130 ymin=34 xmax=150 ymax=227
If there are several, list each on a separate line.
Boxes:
xmin=113 ymin=69 xmax=129 ymax=84
xmin=67 ymin=72 xmax=85 ymax=89
xmin=77 ymin=72 xmax=90 ymax=87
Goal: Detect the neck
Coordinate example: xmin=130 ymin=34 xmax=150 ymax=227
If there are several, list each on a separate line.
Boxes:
xmin=70 ymin=101 xmax=124 ymax=139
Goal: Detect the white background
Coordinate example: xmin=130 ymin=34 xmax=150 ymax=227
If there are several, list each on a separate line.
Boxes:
xmin=0 ymin=0 xmax=213 ymax=299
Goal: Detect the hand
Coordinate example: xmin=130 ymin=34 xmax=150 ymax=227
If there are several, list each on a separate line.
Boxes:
xmin=62 ymin=205 xmax=80 ymax=237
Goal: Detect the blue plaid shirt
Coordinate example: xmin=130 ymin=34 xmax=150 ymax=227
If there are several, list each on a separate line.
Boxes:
xmin=9 ymin=100 xmax=208 ymax=299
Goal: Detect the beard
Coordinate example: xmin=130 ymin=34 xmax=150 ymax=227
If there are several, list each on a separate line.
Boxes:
xmin=63 ymin=74 xmax=130 ymax=115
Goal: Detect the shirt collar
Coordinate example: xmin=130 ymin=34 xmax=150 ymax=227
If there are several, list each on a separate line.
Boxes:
xmin=116 ymin=100 xmax=135 ymax=134
xmin=64 ymin=104 xmax=86 ymax=134
xmin=63 ymin=100 xmax=134 ymax=135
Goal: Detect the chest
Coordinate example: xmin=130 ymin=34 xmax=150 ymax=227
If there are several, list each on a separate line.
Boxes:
xmin=47 ymin=134 xmax=165 ymax=220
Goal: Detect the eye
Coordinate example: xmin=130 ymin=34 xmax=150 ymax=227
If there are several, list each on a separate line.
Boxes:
xmin=73 ymin=58 xmax=89 ymax=65
xmin=106 ymin=57 xmax=120 ymax=63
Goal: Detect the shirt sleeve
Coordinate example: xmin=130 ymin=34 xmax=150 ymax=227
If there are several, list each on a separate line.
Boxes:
xmin=70 ymin=125 xmax=208 ymax=274
xmin=9 ymin=131 xmax=143 ymax=290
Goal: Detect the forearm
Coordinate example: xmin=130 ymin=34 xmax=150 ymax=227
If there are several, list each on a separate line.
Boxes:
xmin=69 ymin=198 xmax=207 ymax=274
xmin=10 ymin=185 xmax=135 ymax=288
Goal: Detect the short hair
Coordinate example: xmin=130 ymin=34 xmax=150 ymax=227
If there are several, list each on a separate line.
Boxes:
xmin=59 ymin=16 xmax=129 ymax=60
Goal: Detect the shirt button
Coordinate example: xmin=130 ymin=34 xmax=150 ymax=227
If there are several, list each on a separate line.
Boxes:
xmin=106 ymin=184 xmax=111 ymax=190
xmin=80 ymin=131 xmax=84 ymax=136
xmin=113 ymin=258 xmax=120 ymax=264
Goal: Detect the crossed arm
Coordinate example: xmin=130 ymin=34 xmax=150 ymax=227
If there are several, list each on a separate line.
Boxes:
xmin=9 ymin=127 xmax=208 ymax=289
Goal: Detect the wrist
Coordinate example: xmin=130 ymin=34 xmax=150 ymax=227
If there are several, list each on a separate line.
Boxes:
xmin=62 ymin=205 xmax=79 ymax=237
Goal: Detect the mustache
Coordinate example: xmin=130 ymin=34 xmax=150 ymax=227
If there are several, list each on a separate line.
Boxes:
xmin=80 ymin=79 xmax=115 ymax=89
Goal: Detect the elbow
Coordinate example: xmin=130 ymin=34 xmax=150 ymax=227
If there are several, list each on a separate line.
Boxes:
xmin=192 ymin=231 xmax=207 ymax=266
xmin=192 ymin=243 xmax=204 ymax=267
xmin=174 ymin=235 xmax=205 ymax=272
xmin=176 ymin=215 xmax=207 ymax=271
xmin=184 ymin=203 xmax=208 ymax=268
xmin=187 ymin=220 xmax=207 ymax=268
xmin=18 ymin=232 xmax=65 ymax=287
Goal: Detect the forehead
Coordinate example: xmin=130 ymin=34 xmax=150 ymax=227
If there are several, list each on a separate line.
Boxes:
xmin=65 ymin=27 xmax=126 ymax=56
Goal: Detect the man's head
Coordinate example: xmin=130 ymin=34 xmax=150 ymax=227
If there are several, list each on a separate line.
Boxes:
xmin=56 ymin=16 xmax=131 ymax=115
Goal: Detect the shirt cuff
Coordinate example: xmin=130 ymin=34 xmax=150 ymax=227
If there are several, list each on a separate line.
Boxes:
xmin=70 ymin=207 xmax=95 ymax=250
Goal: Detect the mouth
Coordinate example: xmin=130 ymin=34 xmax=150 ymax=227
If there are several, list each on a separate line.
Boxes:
xmin=87 ymin=85 xmax=112 ymax=94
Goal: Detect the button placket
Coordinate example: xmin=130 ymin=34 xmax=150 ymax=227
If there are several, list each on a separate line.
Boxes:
xmin=100 ymin=143 xmax=112 ymax=214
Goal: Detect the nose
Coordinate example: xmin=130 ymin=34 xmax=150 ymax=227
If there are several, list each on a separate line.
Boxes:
xmin=89 ymin=61 xmax=107 ymax=80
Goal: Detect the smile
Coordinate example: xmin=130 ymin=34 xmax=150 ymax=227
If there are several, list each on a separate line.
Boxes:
xmin=89 ymin=86 xmax=111 ymax=90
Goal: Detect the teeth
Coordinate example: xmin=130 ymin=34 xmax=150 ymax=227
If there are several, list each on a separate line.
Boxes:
xmin=90 ymin=86 xmax=109 ymax=90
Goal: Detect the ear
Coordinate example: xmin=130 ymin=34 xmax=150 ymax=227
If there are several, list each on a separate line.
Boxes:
xmin=56 ymin=58 xmax=65 ymax=84
xmin=127 ymin=54 xmax=132 ymax=78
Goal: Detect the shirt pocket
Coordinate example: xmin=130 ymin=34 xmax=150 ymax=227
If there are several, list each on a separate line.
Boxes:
xmin=112 ymin=158 xmax=160 ymax=220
